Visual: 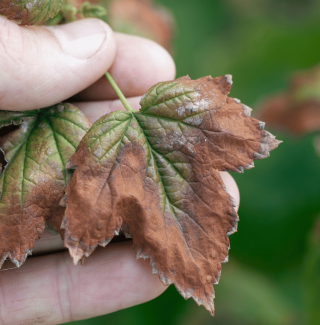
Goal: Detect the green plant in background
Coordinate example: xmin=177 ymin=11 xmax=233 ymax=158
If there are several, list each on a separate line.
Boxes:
xmin=46 ymin=1 xmax=107 ymax=25
xmin=303 ymin=218 xmax=320 ymax=325
xmin=1 ymin=0 xmax=320 ymax=324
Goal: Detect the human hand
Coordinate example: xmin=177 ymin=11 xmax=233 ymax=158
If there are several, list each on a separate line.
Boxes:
xmin=0 ymin=17 xmax=239 ymax=324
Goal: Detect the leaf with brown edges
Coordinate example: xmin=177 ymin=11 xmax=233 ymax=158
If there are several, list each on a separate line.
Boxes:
xmin=62 ymin=75 xmax=281 ymax=315
xmin=0 ymin=104 xmax=91 ymax=267
xmin=0 ymin=0 xmax=66 ymax=25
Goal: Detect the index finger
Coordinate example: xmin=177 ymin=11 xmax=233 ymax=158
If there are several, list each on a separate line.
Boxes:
xmin=0 ymin=242 xmax=166 ymax=325
xmin=73 ymin=33 xmax=176 ymax=101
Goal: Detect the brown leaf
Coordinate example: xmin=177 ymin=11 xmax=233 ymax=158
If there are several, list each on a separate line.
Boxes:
xmin=257 ymin=64 xmax=320 ymax=135
xmin=108 ymin=0 xmax=174 ymax=51
xmin=62 ymin=75 xmax=281 ymax=314
xmin=0 ymin=104 xmax=91 ymax=267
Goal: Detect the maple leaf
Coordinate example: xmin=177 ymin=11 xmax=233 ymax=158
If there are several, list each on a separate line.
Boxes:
xmin=257 ymin=64 xmax=320 ymax=135
xmin=62 ymin=74 xmax=281 ymax=315
xmin=0 ymin=104 xmax=91 ymax=267
xmin=0 ymin=0 xmax=66 ymax=25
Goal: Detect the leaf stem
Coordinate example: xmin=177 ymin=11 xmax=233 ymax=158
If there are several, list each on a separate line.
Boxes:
xmin=105 ymin=72 xmax=135 ymax=113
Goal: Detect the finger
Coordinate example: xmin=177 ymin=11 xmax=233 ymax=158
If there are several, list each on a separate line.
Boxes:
xmin=74 ymin=33 xmax=176 ymax=101
xmin=220 ymin=171 xmax=240 ymax=209
xmin=0 ymin=18 xmax=116 ymax=111
xmin=73 ymin=96 xmax=142 ymax=122
xmin=0 ymin=242 xmax=166 ymax=325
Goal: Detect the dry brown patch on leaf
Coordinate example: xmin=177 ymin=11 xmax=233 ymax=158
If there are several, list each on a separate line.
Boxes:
xmin=62 ymin=74 xmax=280 ymax=315
xmin=0 ymin=0 xmax=28 ymax=23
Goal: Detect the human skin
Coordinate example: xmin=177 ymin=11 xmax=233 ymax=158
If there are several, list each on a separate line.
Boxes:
xmin=0 ymin=17 xmax=239 ymax=324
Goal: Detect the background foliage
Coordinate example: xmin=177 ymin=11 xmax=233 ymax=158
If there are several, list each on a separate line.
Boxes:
xmin=68 ymin=0 xmax=320 ymax=324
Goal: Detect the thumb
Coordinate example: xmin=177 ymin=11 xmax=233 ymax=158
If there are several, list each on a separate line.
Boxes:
xmin=0 ymin=17 xmax=116 ymax=111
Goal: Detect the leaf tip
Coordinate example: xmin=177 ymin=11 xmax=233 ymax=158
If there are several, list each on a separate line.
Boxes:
xmin=224 ymin=74 xmax=233 ymax=85
xmin=254 ymin=130 xmax=282 ymax=160
xmin=98 ymin=238 xmax=112 ymax=247
xmin=0 ymin=252 xmax=10 ymax=269
xmin=12 ymin=249 xmax=33 ymax=268
xmin=67 ymin=245 xmax=85 ymax=266
xmin=65 ymin=159 xmax=76 ymax=169
xmin=242 ymin=103 xmax=253 ymax=116
xmin=192 ymin=294 xmax=215 ymax=316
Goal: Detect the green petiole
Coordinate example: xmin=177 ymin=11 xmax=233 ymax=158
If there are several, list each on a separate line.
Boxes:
xmin=105 ymin=72 xmax=136 ymax=113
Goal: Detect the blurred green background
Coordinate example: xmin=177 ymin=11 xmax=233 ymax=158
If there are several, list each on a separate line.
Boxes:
xmin=68 ymin=0 xmax=320 ymax=324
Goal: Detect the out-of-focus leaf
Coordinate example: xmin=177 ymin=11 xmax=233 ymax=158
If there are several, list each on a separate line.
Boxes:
xmin=60 ymin=4 xmax=78 ymax=23
xmin=55 ymin=0 xmax=174 ymax=50
xmin=45 ymin=1 xmax=106 ymax=25
xmin=45 ymin=11 xmax=63 ymax=25
xmin=80 ymin=1 xmax=107 ymax=20
xmin=0 ymin=104 xmax=91 ymax=267
xmin=256 ymin=64 xmax=320 ymax=135
xmin=62 ymin=74 xmax=280 ymax=315
xmin=0 ymin=0 xmax=66 ymax=25
xmin=303 ymin=218 xmax=320 ymax=325
xmin=107 ymin=0 xmax=174 ymax=51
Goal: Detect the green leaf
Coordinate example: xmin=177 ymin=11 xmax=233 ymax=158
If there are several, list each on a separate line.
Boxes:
xmin=80 ymin=1 xmax=107 ymax=21
xmin=0 ymin=103 xmax=91 ymax=267
xmin=60 ymin=3 xmax=77 ymax=24
xmin=45 ymin=11 xmax=63 ymax=25
xmin=0 ymin=0 xmax=66 ymax=25
xmin=63 ymin=75 xmax=281 ymax=315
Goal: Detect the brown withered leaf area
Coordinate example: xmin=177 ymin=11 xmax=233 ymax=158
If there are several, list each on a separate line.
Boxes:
xmin=62 ymin=75 xmax=281 ymax=315
xmin=0 ymin=0 xmax=66 ymax=25
xmin=0 ymin=104 xmax=91 ymax=267
xmin=257 ymin=64 xmax=320 ymax=135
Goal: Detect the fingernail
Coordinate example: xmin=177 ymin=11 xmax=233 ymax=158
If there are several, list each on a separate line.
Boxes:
xmin=45 ymin=19 xmax=106 ymax=60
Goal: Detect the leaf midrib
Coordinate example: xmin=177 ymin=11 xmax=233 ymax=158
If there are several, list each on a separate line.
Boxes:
xmin=133 ymin=114 xmax=212 ymax=280
xmin=133 ymin=113 xmax=222 ymax=239
xmin=132 ymin=114 xmax=183 ymax=220
xmin=44 ymin=115 xmax=68 ymax=182
xmin=0 ymin=108 xmax=80 ymax=202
